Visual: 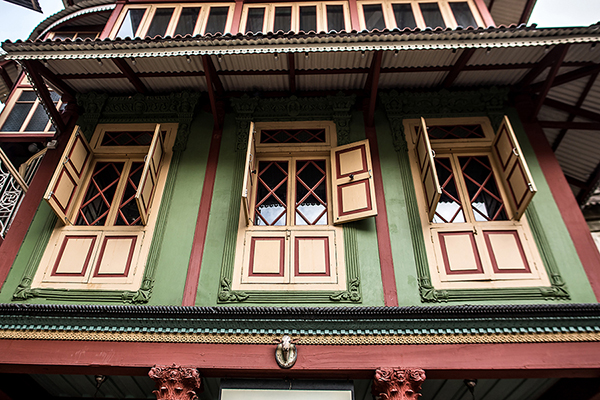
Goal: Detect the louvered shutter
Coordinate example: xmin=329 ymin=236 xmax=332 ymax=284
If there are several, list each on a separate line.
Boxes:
xmin=135 ymin=124 xmax=164 ymax=225
xmin=241 ymin=122 xmax=256 ymax=226
xmin=415 ymin=117 xmax=441 ymax=222
xmin=44 ymin=126 xmax=92 ymax=225
xmin=331 ymin=139 xmax=378 ymax=224
xmin=492 ymin=116 xmax=537 ymax=221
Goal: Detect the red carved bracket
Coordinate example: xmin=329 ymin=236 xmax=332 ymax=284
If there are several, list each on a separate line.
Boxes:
xmin=372 ymin=368 xmax=426 ymax=400
xmin=149 ymin=364 xmax=202 ymax=400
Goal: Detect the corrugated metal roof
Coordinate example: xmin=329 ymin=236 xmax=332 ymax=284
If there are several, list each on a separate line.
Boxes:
xmin=488 ymin=0 xmax=532 ymax=27
xmin=453 ymin=69 xmax=526 ymax=86
xmin=379 ymin=71 xmax=446 ymax=89
xmin=298 ymin=73 xmax=366 ymax=91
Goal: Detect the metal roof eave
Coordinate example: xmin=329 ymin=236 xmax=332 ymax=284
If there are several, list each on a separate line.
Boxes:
xmin=4 ymin=26 xmax=600 ymax=61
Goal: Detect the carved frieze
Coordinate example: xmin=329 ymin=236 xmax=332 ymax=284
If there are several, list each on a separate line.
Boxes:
xmin=149 ymin=364 xmax=202 ymax=400
xmin=372 ymin=368 xmax=426 ymax=400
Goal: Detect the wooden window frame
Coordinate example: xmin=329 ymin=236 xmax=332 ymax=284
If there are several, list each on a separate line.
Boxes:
xmin=357 ymin=0 xmax=484 ymax=30
xmin=239 ymin=2 xmax=351 ymax=34
xmin=47 ymin=31 xmax=102 ymax=40
xmin=0 ymin=84 xmax=61 ymax=137
xmin=234 ymin=121 xmax=377 ymax=292
xmin=405 ymin=116 xmax=550 ymax=290
xmin=32 ymin=123 xmax=176 ymax=291
xmin=109 ymin=3 xmax=235 ymax=38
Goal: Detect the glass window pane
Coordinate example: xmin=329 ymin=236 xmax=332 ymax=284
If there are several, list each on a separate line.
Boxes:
xmin=392 ymin=3 xmax=417 ymax=29
xmin=296 ymin=160 xmax=327 ymax=225
xmin=25 ymin=103 xmax=50 ymax=132
xmin=101 ymin=131 xmax=154 ymax=146
xmin=175 ymin=7 xmax=201 ymax=36
xmin=450 ymin=2 xmax=477 ymax=27
xmin=419 ymin=3 xmax=446 ymax=28
xmin=255 ymin=161 xmax=288 ymax=226
xmin=1 ymin=103 xmax=31 ymax=131
xmin=433 ymin=157 xmax=465 ymax=223
xmin=274 ymin=7 xmax=292 ymax=32
xmin=205 ymin=7 xmax=229 ymax=34
xmin=428 ymin=125 xmax=485 ymax=140
xmin=246 ymin=8 xmax=265 ymax=33
xmin=116 ymin=8 xmax=146 ymax=38
xmin=299 ymin=6 xmax=317 ymax=32
xmin=458 ymin=156 xmax=508 ymax=222
xmin=76 ymin=162 xmax=124 ymax=226
xmin=18 ymin=91 xmax=38 ymax=101
xmin=146 ymin=8 xmax=174 ymax=38
xmin=363 ymin=4 xmax=386 ymax=31
xmin=326 ymin=5 xmax=345 ymax=32
xmin=115 ymin=162 xmax=144 ymax=226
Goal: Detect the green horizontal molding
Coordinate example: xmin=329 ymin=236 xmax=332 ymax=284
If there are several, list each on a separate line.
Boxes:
xmin=0 ymin=303 xmax=599 ymax=333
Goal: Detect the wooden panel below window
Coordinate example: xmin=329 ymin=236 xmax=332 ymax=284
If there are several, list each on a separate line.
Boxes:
xmin=484 ymin=230 xmax=531 ymax=274
xmin=438 ymin=231 xmax=484 ymax=275
xmin=294 ymin=236 xmax=330 ymax=276
xmin=93 ymin=235 xmax=138 ymax=277
xmin=249 ymin=237 xmax=285 ymax=276
xmin=51 ymin=235 xmax=96 ymax=276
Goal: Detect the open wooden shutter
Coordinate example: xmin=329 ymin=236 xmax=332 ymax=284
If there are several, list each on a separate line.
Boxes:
xmin=492 ymin=115 xmax=537 ymax=221
xmin=415 ymin=117 xmax=441 ymax=222
xmin=44 ymin=126 xmax=92 ymax=225
xmin=241 ymin=122 xmax=256 ymax=226
xmin=331 ymin=139 xmax=377 ymax=224
xmin=135 ymin=124 xmax=164 ymax=225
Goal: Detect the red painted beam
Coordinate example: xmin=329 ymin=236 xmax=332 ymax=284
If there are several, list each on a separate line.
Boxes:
xmin=230 ymin=0 xmax=244 ymax=34
xmin=532 ymin=44 xmax=570 ymax=120
xmin=364 ymin=117 xmax=398 ymax=306
xmin=100 ymin=1 xmax=125 ymax=39
xmin=539 ymin=121 xmax=600 ymax=130
xmin=182 ymin=122 xmax=223 ymax=306
xmin=27 ymin=61 xmax=76 ymax=102
xmin=516 ymin=95 xmax=600 ymax=301
xmin=365 ymin=51 xmax=383 ymax=127
xmin=1 ymin=339 xmax=600 ymax=378
xmin=518 ymin=45 xmax=567 ymax=89
xmin=348 ymin=0 xmax=360 ymax=31
xmin=22 ymin=61 xmax=67 ymax=134
xmin=442 ymin=48 xmax=476 ymax=88
xmin=202 ymin=55 xmax=221 ymax=129
xmin=288 ymin=53 xmax=296 ymax=94
xmin=0 ymin=66 xmax=13 ymax=92
xmin=530 ymin=63 xmax=600 ymax=93
xmin=544 ymin=98 xmax=600 ymax=123
xmin=518 ymin=0 xmax=537 ymax=25
xmin=472 ymin=0 xmax=494 ymax=27
xmin=112 ymin=58 xmax=148 ymax=95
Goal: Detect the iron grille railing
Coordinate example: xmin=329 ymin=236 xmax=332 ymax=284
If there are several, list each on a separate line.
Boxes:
xmin=0 ymin=148 xmax=46 ymax=238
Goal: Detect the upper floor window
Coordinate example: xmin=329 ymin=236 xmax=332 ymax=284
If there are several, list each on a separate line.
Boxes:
xmin=111 ymin=3 xmax=234 ymax=38
xmin=233 ymin=122 xmax=377 ymax=291
xmin=47 ymin=31 xmax=102 ymax=41
xmin=0 ymin=86 xmax=61 ymax=136
xmin=358 ymin=0 xmax=483 ymax=30
xmin=241 ymin=2 xmax=350 ymax=34
xmin=407 ymin=116 xmax=550 ymax=289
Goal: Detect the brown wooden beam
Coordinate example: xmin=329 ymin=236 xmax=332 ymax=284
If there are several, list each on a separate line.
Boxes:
xmin=365 ymin=50 xmax=383 ymax=127
xmin=531 ymin=63 xmax=600 ymax=92
xmin=203 ymin=56 xmax=224 ymax=96
xmin=544 ymin=97 xmax=600 ymax=122
xmin=532 ymin=45 xmax=570 ymax=120
xmin=0 ymin=66 xmax=13 ymax=92
xmin=112 ymin=58 xmax=147 ymax=95
xmin=21 ymin=61 xmax=67 ymax=135
xmin=443 ymin=48 xmax=476 ymax=88
xmin=540 ymin=121 xmax=600 ymax=130
xmin=25 ymin=60 xmax=76 ymax=102
xmin=518 ymin=0 xmax=537 ymax=24
xmin=288 ymin=53 xmax=296 ymax=94
xmin=552 ymin=71 xmax=599 ymax=151
xmin=565 ymin=175 xmax=587 ymax=189
xmin=518 ymin=45 xmax=568 ymax=89
xmin=578 ymin=161 xmax=600 ymax=204
xmin=202 ymin=55 xmax=220 ymax=129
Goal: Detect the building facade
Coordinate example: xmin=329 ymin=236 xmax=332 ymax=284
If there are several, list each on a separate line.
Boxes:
xmin=0 ymin=0 xmax=599 ymax=398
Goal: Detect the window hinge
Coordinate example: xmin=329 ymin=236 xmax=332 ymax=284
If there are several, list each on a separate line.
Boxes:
xmin=63 ymin=156 xmax=69 ymax=165
xmin=473 ymin=227 xmax=478 ymax=235
xmin=512 ymin=148 xmax=519 ymax=157
xmin=430 ymin=232 xmax=434 ymax=243
xmin=144 ymin=155 xmax=148 ymax=162
xmin=431 ymin=150 xmax=436 ymax=158
xmin=528 ymin=183 xmax=534 ymax=192
xmin=46 ymin=191 xmax=53 ymax=200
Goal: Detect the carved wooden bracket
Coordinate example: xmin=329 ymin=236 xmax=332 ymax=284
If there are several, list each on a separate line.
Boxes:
xmin=149 ymin=364 xmax=202 ymax=400
xmin=372 ymin=368 xmax=426 ymax=400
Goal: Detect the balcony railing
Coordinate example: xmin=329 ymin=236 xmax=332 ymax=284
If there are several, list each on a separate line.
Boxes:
xmin=0 ymin=148 xmax=46 ymax=238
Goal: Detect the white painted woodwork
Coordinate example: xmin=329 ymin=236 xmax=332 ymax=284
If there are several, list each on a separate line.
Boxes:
xmin=251 ymin=238 xmax=284 ymax=274
xmin=486 ymin=231 xmax=529 ymax=271
xmin=54 ymin=236 xmax=95 ymax=275
xmin=296 ymin=237 xmax=328 ymax=274
xmin=415 ymin=117 xmax=441 ymax=222
xmin=331 ymin=139 xmax=377 ymax=224
xmin=492 ymin=115 xmax=537 ymax=221
xmin=136 ymin=124 xmax=164 ymax=225
xmin=95 ymin=236 xmax=137 ymax=275
xmin=441 ymin=232 xmax=481 ymax=273
xmin=242 ymin=122 xmax=256 ymax=226
xmin=44 ymin=126 xmax=92 ymax=225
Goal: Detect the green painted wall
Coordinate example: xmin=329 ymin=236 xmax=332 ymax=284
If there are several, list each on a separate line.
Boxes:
xmin=1 ymin=94 xmax=596 ymax=307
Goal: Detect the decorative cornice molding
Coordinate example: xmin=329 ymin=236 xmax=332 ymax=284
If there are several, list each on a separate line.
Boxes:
xmin=372 ymin=368 xmax=426 ymax=400
xmin=149 ymin=364 xmax=202 ymax=400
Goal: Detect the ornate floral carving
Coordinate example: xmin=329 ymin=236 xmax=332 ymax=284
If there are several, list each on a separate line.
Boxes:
xmin=372 ymin=368 xmax=426 ymax=400
xmin=218 ymin=278 xmax=249 ymax=302
xmin=149 ymin=364 xmax=202 ymax=400
xmin=330 ymin=278 xmax=361 ymax=302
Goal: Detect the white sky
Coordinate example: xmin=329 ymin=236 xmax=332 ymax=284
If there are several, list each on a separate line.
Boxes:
xmin=0 ymin=0 xmax=597 ymax=46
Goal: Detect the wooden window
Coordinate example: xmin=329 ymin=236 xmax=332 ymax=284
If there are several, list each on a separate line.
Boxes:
xmin=111 ymin=3 xmax=234 ymax=38
xmin=47 ymin=31 xmax=101 ymax=40
xmin=406 ymin=116 xmax=549 ymax=289
xmin=241 ymin=2 xmax=350 ymax=34
xmin=32 ymin=123 xmax=176 ymax=291
xmin=234 ymin=121 xmax=377 ymax=291
xmin=357 ymin=0 xmax=484 ymax=30
xmin=0 ymin=87 xmax=62 ymax=137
